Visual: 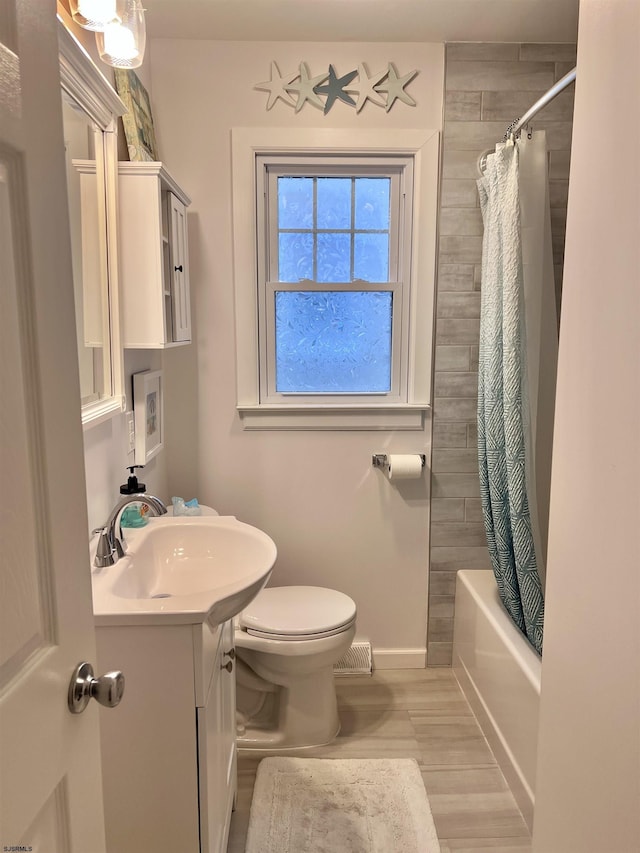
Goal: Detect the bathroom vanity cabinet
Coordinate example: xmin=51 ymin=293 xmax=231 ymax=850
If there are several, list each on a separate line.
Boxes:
xmin=118 ymin=162 xmax=191 ymax=348
xmin=95 ymin=618 xmax=236 ymax=853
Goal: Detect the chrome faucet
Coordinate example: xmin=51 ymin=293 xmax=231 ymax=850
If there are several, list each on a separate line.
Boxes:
xmin=93 ymin=493 xmax=168 ymax=568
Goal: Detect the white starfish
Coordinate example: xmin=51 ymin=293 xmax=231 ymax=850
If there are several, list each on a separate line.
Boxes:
xmin=255 ymin=61 xmax=299 ymax=110
xmin=374 ymin=63 xmax=418 ymax=112
xmin=286 ymin=62 xmax=328 ymax=113
xmin=346 ymin=63 xmax=388 ymax=113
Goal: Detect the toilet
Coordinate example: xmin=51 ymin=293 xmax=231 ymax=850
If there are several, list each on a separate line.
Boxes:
xmin=234 ymin=586 xmax=357 ymax=750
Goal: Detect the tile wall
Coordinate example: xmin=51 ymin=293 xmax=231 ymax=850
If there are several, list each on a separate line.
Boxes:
xmin=427 ymin=42 xmax=576 ymax=666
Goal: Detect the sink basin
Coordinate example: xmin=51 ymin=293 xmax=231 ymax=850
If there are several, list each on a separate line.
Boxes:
xmin=91 ymin=515 xmax=277 ymax=627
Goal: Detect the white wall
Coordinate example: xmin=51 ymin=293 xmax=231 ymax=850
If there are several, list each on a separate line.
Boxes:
xmin=532 ymin=1 xmax=640 ymax=849
xmin=149 ymin=41 xmax=444 ymax=662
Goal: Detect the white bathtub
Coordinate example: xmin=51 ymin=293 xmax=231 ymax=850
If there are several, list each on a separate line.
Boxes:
xmin=452 ymin=569 xmax=541 ymax=831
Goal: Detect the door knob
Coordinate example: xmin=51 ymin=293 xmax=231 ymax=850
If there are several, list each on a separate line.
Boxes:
xmin=68 ymin=662 xmax=125 ymax=714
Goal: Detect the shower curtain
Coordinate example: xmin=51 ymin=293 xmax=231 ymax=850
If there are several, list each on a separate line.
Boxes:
xmin=476 ymin=132 xmax=557 ymax=656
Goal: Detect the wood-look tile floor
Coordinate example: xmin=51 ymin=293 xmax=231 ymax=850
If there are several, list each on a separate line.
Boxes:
xmin=226 ymin=669 xmax=531 ymax=852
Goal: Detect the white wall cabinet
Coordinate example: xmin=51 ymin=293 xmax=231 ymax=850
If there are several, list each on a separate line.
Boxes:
xmin=95 ymin=618 xmax=237 ymax=853
xmin=118 ymin=162 xmax=191 ymax=348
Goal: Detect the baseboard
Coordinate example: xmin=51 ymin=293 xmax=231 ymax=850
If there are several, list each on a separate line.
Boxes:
xmin=372 ymin=648 xmax=427 ymax=669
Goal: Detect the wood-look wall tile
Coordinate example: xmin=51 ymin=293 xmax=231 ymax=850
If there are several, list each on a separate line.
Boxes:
xmin=541 ymin=121 xmax=573 ymax=150
xmin=444 ymin=121 xmax=507 ymax=150
xmin=432 ymin=473 xmax=481 ymax=498
xmin=445 ymin=91 xmax=482 ymax=121
xmin=433 ymin=397 xmax=478 ymax=422
xmin=431 ymin=523 xmax=487 ymax=547
xmin=470 ymin=345 xmax=479 ymax=372
xmin=427 ymin=616 xmax=455 ymax=644
xmin=549 ymin=179 xmax=569 ymax=208
xmin=440 ymin=208 xmax=484 ymax=237
xmin=436 ymin=318 xmax=480 ymax=346
xmin=429 ymin=595 xmax=455 ymax=619
xmin=432 ymin=498 xmax=465 ymax=522
xmin=434 ymin=372 xmax=477 ymax=398
xmin=438 ymin=264 xmax=475 ymax=291
xmin=441 ymin=179 xmax=480 ymax=209
xmin=519 ymin=43 xmax=577 ymax=62
xmin=465 ymin=498 xmax=484 ymax=523
xmin=437 ymin=292 xmax=482 ymax=319
xmin=467 ymin=422 xmax=478 ymax=447
xmin=427 ymin=641 xmax=454 ymax=666
xmin=432 ymin=422 xmax=468 ymax=448
xmin=430 ymin=546 xmax=491 ymax=571
xmin=439 ymin=235 xmax=483 ymax=265
xmin=481 ymin=89 xmax=574 ymax=122
xmin=432 ymin=448 xmax=478 ymax=473
xmin=555 ymin=61 xmax=576 ymax=81
xmin=549 ymin=149 xmax=571 ymax=180
xmin=435 ymin=346 xmax=471 ymax=373
xmin=429 ymin=572 xmax=457 ymax=596
xmin=442 ymin=149 xmax=485 ymax=180
xmin=446 ymin=43 xmax=520 ymax=62
xmin=446 ymin=61 xmax=554 ymax=92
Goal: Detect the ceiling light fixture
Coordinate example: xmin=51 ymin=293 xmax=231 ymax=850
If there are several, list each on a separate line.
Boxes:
xmin=69 ymin=0 xmax=120 ymax=32
xmin=96 ymin=0 xmax=146 ymax=69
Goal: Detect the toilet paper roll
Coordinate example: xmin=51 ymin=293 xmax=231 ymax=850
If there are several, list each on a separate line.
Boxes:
xmin=387 ymin=454 xmax=423 ymax=481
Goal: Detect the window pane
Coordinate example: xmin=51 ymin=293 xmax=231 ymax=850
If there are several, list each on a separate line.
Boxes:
xmin=317 ymin=233 xmax=350 ymax=283
xmin=275 ymin=291 xmax=392 ymax=393
xmin=355 ymin=178 xmax=390 ymax=230
xmin=278 ymin=177 xmax=314 ymax=229
xmin=354 ymin=233 xmax=389 ymax=281
xmin=279 ymin=233 xmax=313 ymax=282
xmin=317 ymin=178 xmax=351 ymax=229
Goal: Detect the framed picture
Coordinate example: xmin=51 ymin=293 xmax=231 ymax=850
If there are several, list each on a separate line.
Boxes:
xmin=133 ymin=370 xmax=163 ymax=464
xmin=113 ymin=69 xmax=159 ymax=161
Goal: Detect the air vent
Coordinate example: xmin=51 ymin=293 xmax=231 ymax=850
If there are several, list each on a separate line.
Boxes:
xmin=333 ymin=641 xmax=372 ymax=676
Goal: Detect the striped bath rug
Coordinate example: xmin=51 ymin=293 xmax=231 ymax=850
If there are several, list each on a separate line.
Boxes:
xmin=245 ymin=757 xmax=441 ymax=853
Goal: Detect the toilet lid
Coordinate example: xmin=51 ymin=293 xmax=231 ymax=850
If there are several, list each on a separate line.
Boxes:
xmin=240 ymin=586 xmax=356 ymax=639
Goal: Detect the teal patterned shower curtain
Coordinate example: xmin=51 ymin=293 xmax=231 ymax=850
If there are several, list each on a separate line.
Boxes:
xmin=476 ymin=139 xmax=545 ymax=656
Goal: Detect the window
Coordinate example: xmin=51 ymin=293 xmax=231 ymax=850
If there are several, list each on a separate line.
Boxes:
xmin=257 ymin=158 xmax=412 ymax=405
xmin=231 ymin=128 xmax=439 ymax=430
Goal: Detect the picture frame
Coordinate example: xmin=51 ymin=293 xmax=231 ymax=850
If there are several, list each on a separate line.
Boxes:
xmin=133 ymin=370 xmax=163 ymax=464
xmin=113 ymin=69 xmax=159 ymax=161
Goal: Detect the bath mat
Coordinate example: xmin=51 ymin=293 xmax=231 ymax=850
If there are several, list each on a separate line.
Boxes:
xmin=245 ymin=757 xmax=441 ymax=853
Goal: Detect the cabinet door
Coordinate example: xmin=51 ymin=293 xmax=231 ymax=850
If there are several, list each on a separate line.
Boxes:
xmin=197 ymin=621 xmax=237 ymax=853
xmin=168 ymin=192 xmax=191 ymax=342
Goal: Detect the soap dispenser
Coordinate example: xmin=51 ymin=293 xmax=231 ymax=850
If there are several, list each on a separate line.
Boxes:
xmin=120 ymin=465 xmax=146 ymax=495
xmin=119 ymin=466 xmax=149 ymax=528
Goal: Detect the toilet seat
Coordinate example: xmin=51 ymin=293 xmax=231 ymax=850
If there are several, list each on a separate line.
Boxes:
xmin=239 ymin=586 xmax=356 ymax=642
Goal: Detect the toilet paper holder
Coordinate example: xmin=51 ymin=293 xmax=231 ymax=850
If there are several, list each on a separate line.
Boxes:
xmin=372 ymin=454 xmax=426 ymax=469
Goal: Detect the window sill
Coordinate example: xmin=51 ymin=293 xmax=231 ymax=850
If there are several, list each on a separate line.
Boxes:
xmin=237 ymin=404 xmax=430 ymax=431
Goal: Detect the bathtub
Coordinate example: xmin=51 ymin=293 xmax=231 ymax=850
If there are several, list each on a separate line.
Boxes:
xmin=452 ymin=570 xmax=541 ymax=831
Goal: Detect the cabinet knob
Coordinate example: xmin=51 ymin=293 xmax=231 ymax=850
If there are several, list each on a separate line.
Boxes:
xmin=222 ymin=660 xmax=234 ymax=673
xmin=174 ymin=264 xmax=183 ymax=272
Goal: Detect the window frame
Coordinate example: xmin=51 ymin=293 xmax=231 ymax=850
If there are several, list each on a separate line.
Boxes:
xmin=231 ymin=127 xmax=440 ymax=430
xmin=257 ymin=156 xmax=413 ymax=406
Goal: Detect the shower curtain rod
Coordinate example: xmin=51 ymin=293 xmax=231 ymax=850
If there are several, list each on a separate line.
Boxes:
xmin=504 ymin=66 xmax=577 ymax=140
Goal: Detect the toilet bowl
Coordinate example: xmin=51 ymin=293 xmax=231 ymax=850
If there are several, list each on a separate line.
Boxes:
xmin=234 ymin=586 xmax=356 ymax=751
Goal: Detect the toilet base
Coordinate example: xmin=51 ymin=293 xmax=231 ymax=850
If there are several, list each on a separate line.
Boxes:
xmin=235 ymin=663 xmax=342 ymax=751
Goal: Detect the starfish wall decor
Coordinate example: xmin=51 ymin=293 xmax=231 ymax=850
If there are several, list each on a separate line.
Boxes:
xmin=254 ymin=62 xmax=418 ymax=114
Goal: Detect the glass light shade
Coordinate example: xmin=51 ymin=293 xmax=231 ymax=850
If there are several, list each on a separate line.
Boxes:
xmin=70 ymin=0 xmax=120 ymax=31
xmin=96 ymin=0 xmax=146 ymax=69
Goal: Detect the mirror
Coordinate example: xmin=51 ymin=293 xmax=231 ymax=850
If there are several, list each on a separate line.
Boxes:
xmin=58 ymin=19 xmax=126 ymax=427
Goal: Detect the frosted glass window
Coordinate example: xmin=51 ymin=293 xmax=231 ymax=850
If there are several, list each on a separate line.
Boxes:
xmin=317 ymin=178 xmax=351 ymax=229
xmin=278 ymin=177 xmax=313 ymax=229
xmin=275 ymin=291 xmax=393 ymax=393
xmin=354 ymin=233 xmax=389 ymax=282
xmin=276 ymin=175 xmax=391 ymax=283
xmin=355 ymin=179 xmax=390 ymax=230
xmin=279 ymin=233 xmax=313 ymax=282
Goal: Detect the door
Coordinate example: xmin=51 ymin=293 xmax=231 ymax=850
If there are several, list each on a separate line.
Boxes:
xmin=168 ymin=192 xmax=191 ymax=342
xmin=0 ymin=4 xmax=106 ymax=851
